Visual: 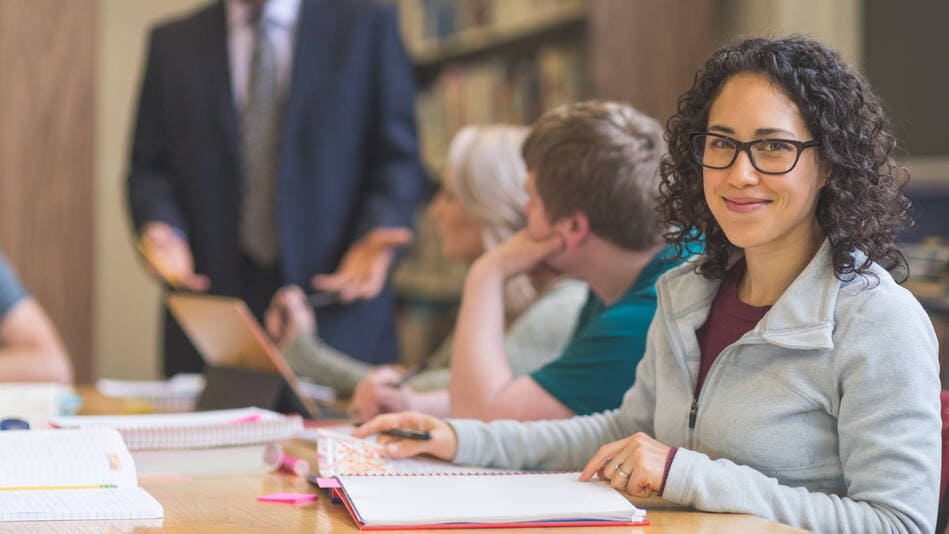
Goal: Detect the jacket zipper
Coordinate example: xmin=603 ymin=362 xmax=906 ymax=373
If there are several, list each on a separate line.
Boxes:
xmin=686 ymin=339 xmax=758 ymax=449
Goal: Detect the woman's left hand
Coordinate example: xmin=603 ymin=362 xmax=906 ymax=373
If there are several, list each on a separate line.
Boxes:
xmin=579 ymin=432 xmax=671 ymax=497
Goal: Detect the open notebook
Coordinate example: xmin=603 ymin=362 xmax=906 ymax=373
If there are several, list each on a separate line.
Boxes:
xmin=317 ymin=430 xmax=647 ymax=530
xmin=0 ymin=428 xmax=163 ymax=522
xmin=335 ymin=473 xmax=646 ymax=530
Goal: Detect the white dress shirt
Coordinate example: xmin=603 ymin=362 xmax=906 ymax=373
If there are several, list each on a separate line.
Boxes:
xmin=226 ymin=0 xmax=301 ymax=111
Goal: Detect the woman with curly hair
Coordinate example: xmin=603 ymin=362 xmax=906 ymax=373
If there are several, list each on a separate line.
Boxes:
xmin=354 ymin=37 xmax=940 ymax=533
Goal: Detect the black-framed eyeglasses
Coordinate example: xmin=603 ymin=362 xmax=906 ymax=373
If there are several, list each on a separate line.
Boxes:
xmin=690 ymin=132 xmax=821 ymax=175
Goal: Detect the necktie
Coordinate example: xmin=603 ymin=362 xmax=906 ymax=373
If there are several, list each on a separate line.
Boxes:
xmin=240 ymin=9 xmax=281 ymax=266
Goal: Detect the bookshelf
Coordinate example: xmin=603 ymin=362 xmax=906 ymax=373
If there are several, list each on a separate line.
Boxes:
xmin=409 ymin=2 xmax=588 ymax=71
xmin=402 ymin=0 xmax=590 ymax=175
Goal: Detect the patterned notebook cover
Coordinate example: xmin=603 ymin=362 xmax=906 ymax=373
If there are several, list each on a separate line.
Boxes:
xmin=316 ymin=428 xmax=523 ymax=477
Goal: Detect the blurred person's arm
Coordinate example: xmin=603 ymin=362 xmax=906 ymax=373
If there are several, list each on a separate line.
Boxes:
xmin=0 ymin=298 xmax=72 ymax=383
xmin=280 ymin=332 xmax=372 ymax=396
xmin=126 ymin=29 xmax=208 ymax=290
xmin=449 ymin=233 xmax=573 ymax=421
xmin=266 ymin=286 xmax=372 ymax=395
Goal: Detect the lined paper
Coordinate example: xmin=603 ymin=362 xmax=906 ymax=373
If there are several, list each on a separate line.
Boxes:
xmin=0 ymin=488 xmax=162 ymax=522
xmin=0 ymin=429 xmax=136 ymax=489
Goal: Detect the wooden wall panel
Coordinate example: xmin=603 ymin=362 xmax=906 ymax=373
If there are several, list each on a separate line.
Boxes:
xmin=590 ymin=0 xmax=718 ymax=126
xmin=0 ymin=0 xmax=96 ymax=382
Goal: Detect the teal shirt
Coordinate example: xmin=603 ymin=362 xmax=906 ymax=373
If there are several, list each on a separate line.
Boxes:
xmin=530 ymin=246 xmax=688 ymax=415
xmin=0 ymin=251 xmax=28 ymax=322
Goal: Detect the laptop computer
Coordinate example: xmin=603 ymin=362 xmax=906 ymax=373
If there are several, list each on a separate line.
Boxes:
xmin=166 ymin=293 xmax=328 ymax=419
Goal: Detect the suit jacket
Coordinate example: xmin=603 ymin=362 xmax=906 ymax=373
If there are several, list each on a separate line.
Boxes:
xmin=127 ymin=0 xmax=425 ymax=374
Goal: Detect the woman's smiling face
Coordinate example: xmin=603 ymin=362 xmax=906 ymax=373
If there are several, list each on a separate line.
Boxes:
xmin=702 ymin=72 xmax=826 ymax=255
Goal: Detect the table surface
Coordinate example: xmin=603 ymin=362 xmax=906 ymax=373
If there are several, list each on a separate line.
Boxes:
xmin=0 ymin=391 xmax=810 ymax=533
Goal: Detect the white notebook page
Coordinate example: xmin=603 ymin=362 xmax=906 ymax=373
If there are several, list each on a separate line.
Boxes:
xmin=0 ymin=428 xmax=136 ymax=489
xmin=338 ymin=472 xmax=645 ymax=526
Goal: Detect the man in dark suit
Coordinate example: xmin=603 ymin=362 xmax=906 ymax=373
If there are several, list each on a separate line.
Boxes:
xmin=127 ymin=0 xmax=425 ymax=377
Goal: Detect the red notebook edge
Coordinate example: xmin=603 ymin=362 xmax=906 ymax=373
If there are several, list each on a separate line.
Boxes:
xmin=331 ymin=487 xmax=650 ymax=530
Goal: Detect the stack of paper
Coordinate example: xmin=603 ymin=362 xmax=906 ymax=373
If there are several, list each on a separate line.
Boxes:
xmin=49 ymin=408 xmax=303 ymax=477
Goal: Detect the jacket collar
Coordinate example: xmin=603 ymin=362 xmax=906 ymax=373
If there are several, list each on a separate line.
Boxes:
xmin=658 ymin=239 xmax=844 ymax=352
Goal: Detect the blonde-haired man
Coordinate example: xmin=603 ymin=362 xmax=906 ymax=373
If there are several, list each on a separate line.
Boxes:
xmin=448 ymin=101 xmax=697 ymax=421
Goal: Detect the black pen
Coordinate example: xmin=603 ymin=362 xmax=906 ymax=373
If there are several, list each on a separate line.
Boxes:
xmin=381 ymin=428 xmax=431 ymax=441
xmin=307 ymin=291 xmax=341 ymax=309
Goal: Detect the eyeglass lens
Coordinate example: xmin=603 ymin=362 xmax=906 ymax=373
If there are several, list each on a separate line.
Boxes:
xmin=692 ymin=134 xmax=801 ymax=174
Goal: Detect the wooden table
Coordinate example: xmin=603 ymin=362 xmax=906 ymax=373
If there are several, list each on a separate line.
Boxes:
xmin=0 ymin=391 xmax=810 ymax=533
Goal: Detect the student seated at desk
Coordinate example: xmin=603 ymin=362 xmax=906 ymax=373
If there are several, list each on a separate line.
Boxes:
xmin=265 ymin=125 xmax=587 ymax=419
xmin=356 ymin=37 xmax=942 ymax=533
xmin=0 ymin=250 xmax=71 ymax=383
xmin=447 ymin=101 xmax=692 ymax=421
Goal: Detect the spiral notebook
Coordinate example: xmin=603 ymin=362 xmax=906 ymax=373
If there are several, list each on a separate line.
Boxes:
xmin=0 ymin=428 xmax=163 ymax=522
xmin=316 ymin=430 xmax=647 ymax=529
xmin=50 ymin=407 xmax=303 ymax=450
xmin=334 ymin=473 xmax=647 ymax=530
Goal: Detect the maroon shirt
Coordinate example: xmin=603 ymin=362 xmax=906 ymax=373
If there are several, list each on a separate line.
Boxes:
xmin=694 ymin=260 xmax=771 ymax=395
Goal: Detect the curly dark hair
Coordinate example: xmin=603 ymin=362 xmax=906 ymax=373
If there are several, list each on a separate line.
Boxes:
xmin=658 ymin=36 xmax=912 ymax=282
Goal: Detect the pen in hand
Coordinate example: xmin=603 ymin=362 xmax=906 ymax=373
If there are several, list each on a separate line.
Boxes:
xmin=381 ymin=428 xmax=431 ymax=441
xmin=351 ymin=421 xmax=431 ymax=441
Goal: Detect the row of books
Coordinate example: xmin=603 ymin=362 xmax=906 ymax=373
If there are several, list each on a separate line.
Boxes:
xmin=416 ymin=43 xmax=588 ymax=172
xmin=396 ymin=0 xmax=585 ymax=58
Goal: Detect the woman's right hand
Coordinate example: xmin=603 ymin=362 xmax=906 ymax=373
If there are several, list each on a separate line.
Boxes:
xmin=352 ymin=412 xmax=458 ymax=461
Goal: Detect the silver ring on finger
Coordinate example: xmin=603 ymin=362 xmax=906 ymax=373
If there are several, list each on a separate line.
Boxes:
xmin=614 ymin=464 xmax=630 ymax=478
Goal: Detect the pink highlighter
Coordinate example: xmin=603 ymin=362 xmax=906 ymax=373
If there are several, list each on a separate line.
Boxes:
xmin=262 ymin=444 xmax=310 ymax=476
xmin=279 ymin=451 xmax=310 ymax=476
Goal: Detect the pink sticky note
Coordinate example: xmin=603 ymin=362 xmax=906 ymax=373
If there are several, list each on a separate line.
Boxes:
xmin=315 ymin=477 xmax=341 ymax=489
xmin=257 ymin=492 xmax=318 ymax=504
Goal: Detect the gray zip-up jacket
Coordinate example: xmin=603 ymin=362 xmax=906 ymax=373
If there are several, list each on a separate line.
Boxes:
xmin=449 ymin=241 xmax=941 ymax=533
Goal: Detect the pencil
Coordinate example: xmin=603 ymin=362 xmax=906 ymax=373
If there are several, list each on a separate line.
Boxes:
xmin=306 ymin=291 xmax=341 ymax=309
xmin=0 ymin=484 xmax=118 ymax=491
